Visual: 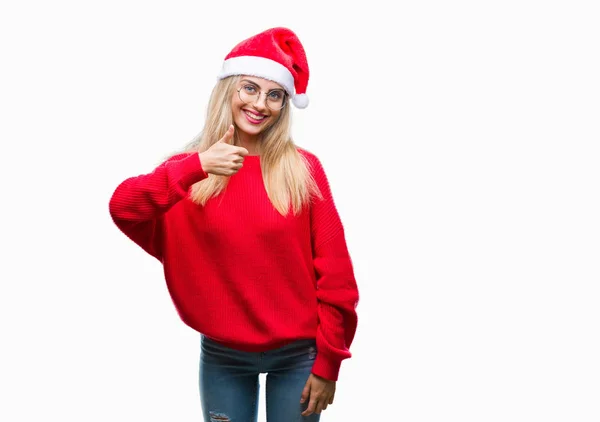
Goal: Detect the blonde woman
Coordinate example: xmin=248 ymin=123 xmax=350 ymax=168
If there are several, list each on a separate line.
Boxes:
xmin=109 ymin=27 xmax=359 ymax=421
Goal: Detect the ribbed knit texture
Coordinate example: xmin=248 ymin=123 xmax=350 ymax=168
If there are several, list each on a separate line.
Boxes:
xmin=108 ymin=149 xmax=359 ymax=381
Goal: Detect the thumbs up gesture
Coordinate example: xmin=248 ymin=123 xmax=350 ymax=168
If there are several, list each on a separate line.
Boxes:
xmin=199 ymin=125 xmax=249 ymax=176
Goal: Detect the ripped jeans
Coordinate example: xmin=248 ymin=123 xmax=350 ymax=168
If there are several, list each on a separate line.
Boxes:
xmin=199 ymin=334 xmax=321 ymax=422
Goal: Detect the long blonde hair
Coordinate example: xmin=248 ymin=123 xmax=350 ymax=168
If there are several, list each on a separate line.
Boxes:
xmin=179 ymin=75 xmax=321 ymax=216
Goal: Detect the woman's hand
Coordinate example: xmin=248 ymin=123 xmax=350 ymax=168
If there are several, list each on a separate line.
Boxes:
xmin=300 ymin=373 xmax=336 ymax=416
xmin=199 ymin=125 xmax=248 ymax=176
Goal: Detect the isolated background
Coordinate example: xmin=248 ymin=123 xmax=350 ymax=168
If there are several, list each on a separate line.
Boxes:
xmin=1 ymin=1 xmax=598 ymax=421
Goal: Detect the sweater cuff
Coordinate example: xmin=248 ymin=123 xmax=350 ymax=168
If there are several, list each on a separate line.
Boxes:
xmin=168 ymin=152 xmax=208 ymax=190
xmin=311 ymin=353 xmax=342 ymax=382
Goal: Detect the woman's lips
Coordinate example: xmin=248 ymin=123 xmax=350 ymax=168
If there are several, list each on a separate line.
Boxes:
xmin=243 ymin=109 xmax=267 ymax=125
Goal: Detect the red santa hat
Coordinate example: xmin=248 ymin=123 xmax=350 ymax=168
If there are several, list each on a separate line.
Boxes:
xmin=217 ymin=27 xmax=310 ymax=109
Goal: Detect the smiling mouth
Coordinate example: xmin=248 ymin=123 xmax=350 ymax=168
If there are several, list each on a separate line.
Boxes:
xmin=243 ymin=110 xmax=267 ymax=121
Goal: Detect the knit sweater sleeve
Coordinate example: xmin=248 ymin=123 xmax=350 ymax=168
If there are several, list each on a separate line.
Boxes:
xmin=307 ymin=155 xmax=360 ymax=382
xmin=108 ymin=152 xmax=208 ymax=260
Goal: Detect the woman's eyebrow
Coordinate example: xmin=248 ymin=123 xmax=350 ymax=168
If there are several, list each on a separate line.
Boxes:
xmin=240 ymin=79 xmax=261 ymax=87
xmin=240 ymin=79 xmax=283 ymax=91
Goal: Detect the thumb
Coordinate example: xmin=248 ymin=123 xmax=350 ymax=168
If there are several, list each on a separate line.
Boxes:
xmin=217 ymin=125 xmax=235 ymax=143
xmin=300 ymin=378 xmax=311 ymax=403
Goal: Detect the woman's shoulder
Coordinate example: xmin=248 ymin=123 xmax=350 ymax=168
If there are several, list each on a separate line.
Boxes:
xmin=296 ymin=146 xmax=326 ymax=174
xmin=296 ymin=145 xmax=313 ymax=156
xmin=296 ymin=146 xmax=321 ymax=165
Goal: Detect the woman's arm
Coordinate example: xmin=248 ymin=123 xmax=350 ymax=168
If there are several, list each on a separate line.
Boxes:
xmin=108 ymin=152 xmax=208 ymax=260
xmin=308 ymin=154 xmax=360 ymax=381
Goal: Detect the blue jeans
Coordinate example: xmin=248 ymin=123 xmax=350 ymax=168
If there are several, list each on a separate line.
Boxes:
xmin=199 ymin=334 xmax=321 ymax=422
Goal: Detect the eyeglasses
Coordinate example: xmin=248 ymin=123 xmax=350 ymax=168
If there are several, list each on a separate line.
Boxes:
xmin=237 ymin=84 xmax=287 ymax=111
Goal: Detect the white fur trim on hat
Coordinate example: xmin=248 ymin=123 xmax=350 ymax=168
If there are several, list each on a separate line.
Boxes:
xmin=218 ymin=55 xmax=295 ymax=96
xmin=292 ymin=93 xmax=309 ymax=109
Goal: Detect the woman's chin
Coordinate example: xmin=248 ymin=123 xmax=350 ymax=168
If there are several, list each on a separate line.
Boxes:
xmin=235 ymin=121 xmax=265 ymax=137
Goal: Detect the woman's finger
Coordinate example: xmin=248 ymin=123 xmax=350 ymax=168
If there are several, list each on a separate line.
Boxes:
xmin=315 ymin=396 xmax=329 ymax=414
xmin=301 ymin=397 xmax=317 ymax=416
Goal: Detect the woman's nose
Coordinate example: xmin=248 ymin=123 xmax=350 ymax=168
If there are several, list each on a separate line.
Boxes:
xmin=253 ymin=92 xmax=268 ymax=109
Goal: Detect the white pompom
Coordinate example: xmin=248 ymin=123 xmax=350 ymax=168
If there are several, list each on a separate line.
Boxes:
xmin=292 ymin=93 xmax=309 ymax=109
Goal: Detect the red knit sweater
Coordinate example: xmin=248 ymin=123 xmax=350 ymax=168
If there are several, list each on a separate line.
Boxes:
xmin=108 ymin=148 xmax=359 ymax=381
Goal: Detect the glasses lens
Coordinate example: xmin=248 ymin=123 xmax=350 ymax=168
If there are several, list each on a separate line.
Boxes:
xmin=238 ymin=85 xmax=287 ymax=110
xmin=266 ymin=90 xmax=286 ymax=110
xmin=239 ymin=85 xmax=258 ymax=104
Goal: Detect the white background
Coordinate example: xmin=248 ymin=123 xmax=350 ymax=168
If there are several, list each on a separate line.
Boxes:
xmin=1 ymin=1 xmax=599 ymax=421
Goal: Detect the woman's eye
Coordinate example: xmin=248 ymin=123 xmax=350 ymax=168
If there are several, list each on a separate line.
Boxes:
xmin=269 ymin=91 xmax=283 ymax=100
xmin=244 ymin=85 xmax=257 ymax=93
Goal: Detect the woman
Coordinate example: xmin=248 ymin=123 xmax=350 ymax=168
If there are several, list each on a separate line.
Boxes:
xmin=109 ymin=27 xmax=359 ymax=421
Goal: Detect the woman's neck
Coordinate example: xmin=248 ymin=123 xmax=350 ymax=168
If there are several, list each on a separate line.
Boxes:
xmin=237 ymin=133 xmax=261 ymax=155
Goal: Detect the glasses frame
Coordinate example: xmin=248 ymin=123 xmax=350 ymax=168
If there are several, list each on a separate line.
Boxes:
xmin=237 ymin=84 xmax=288 ymax=111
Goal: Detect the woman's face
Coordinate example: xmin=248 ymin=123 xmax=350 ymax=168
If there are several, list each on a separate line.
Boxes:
xmin=231 ymin=76 xmax=286 ymax=140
